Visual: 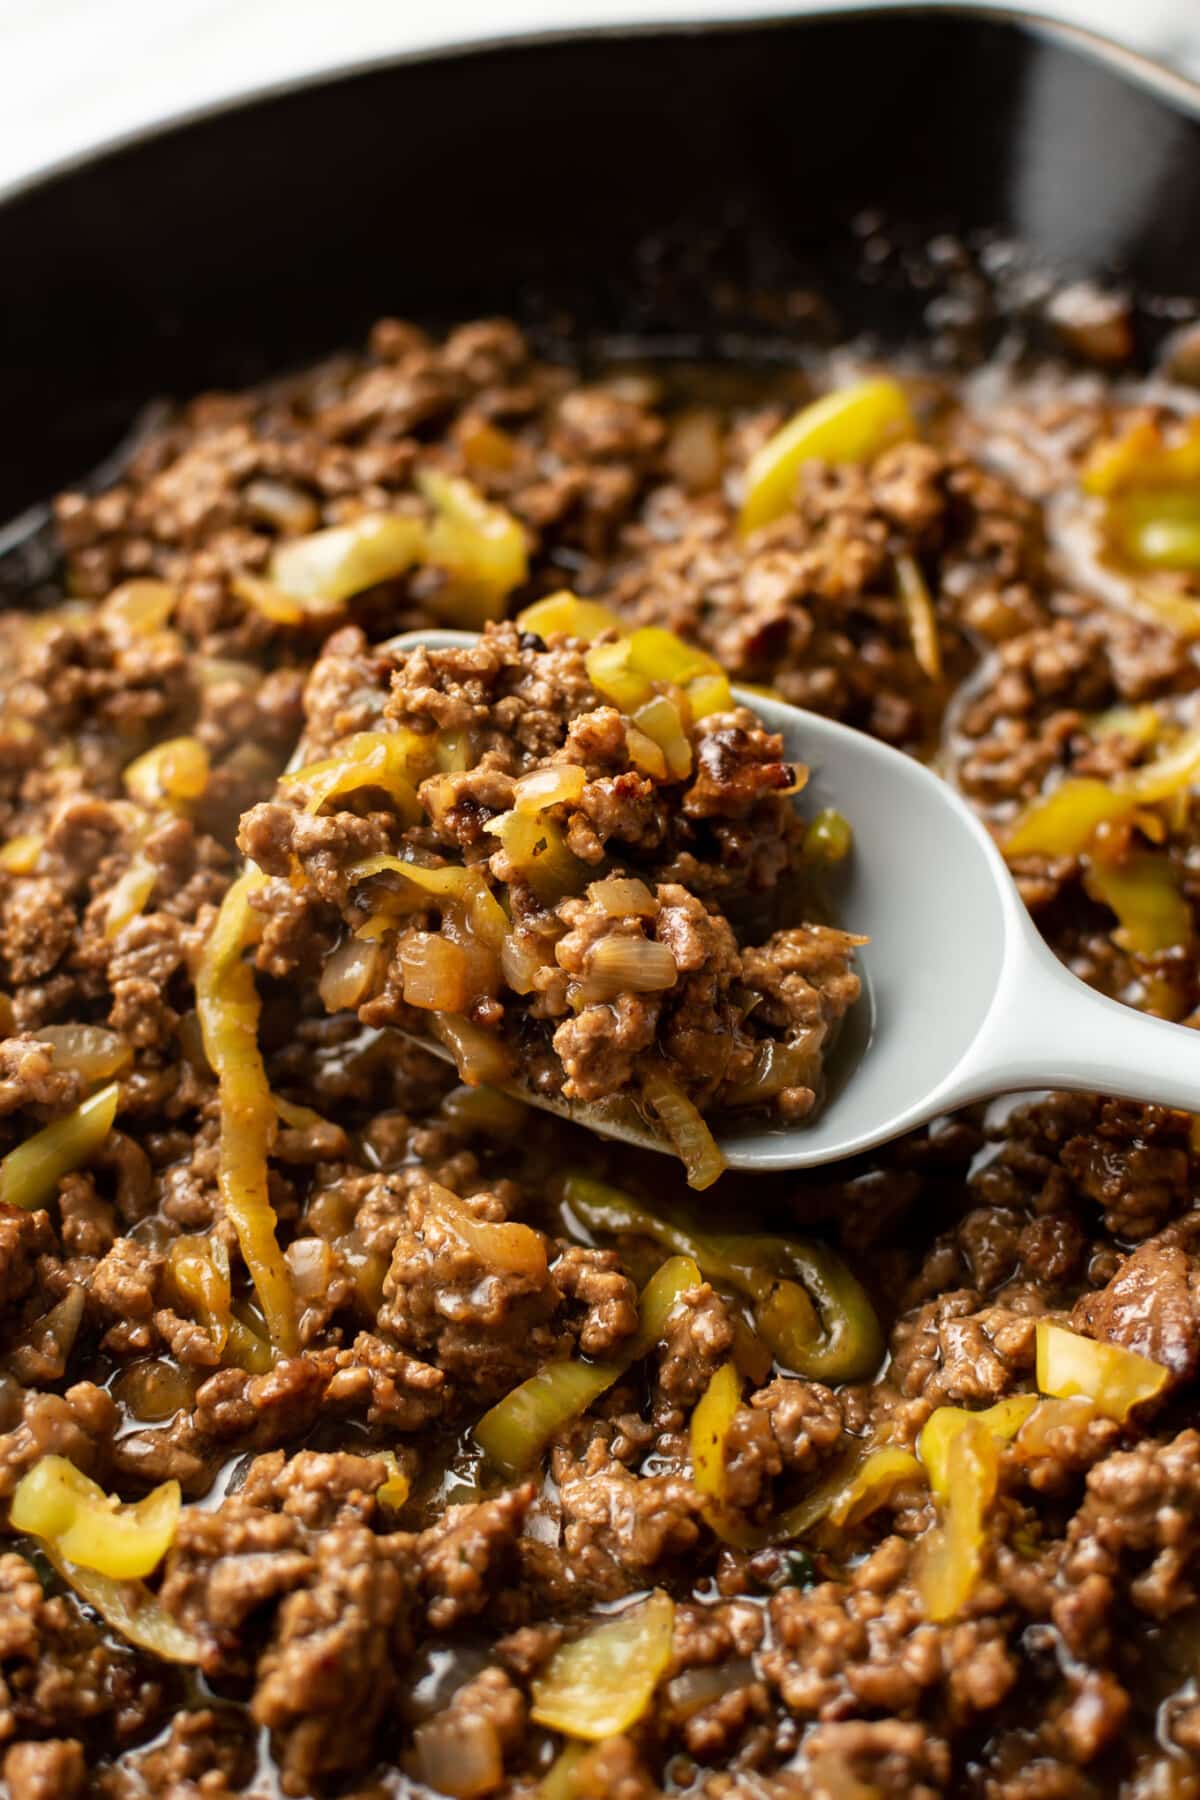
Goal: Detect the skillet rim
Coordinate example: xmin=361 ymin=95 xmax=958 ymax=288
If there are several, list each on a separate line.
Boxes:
xmin=0 ymin=2 xmax=1197 ymax=214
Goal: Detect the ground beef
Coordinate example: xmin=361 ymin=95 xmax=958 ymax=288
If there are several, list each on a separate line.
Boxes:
xmin=0 ymin=311 xmax=1198 ymax=1798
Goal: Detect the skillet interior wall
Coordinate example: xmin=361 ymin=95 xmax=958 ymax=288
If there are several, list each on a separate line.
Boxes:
xmin=1 ymin=9 xmax=1199 ymax=536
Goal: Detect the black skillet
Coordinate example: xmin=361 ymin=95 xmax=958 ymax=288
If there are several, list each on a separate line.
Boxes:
xmin=0 ymin=6 xmax=1198 ymax=551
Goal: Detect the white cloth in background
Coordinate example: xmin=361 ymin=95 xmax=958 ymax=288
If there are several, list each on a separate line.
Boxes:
xmin=0 ymin=0 xmax=1196 ymax=200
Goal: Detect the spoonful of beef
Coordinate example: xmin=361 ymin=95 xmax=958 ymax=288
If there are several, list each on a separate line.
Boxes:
xmin=243 ymin=608 xmax=1200 ymax=1188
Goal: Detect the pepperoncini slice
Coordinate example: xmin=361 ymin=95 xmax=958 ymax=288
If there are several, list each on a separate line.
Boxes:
xmin=585 ymin=638 xmax=655 ymax=714
xmin=691 ymin=1363 xmax=741 ymax=1501
xmin=1005 ymin=726 xmax=1200 ymax=859
xmin=122 ymin=736 xmax=210 ymax=808
xmin=530 ymin=1590 xmax=675 ymax=1740
xmin=166 ymin=1236 xmax=232 ymax=1354
xmin=0 ymin=834 xmax=44 ymax=875
xmin=45 ymin=1549 xmax=204 ymax=1663
xmin=474 ymin=1254 xmax=702 ymax=1476
xmin=827 ymin=1445 xmax=924 ymax=1528
xmin=1035 ymin=1320 xmax=1168 ymax=1421
xmin=913 ymin=1415 xmax=998 ymax=1623
xmin=0 ymin=1081 xmax=119 ymax=1213
xmin=475 ymin=1358 xmax=619 ymax=1478
xmin=11 ymin=1455 xmax=180 ymax=1580
xmin=626 ymin=627 xmax=720 ymax=687
xmin=739 ymin=377 xmax=915 ymax=535
xmin=1083 ymin=845 xmax=1193 ymax=953
xmin=1113 ymin=490 xmax=1200 ymax=572
xmin=376 ymin=1452 xmax=411 ymax=1512
xmin=196 ymin=871 xmax=297 ymax=1352
xmin=418 ymin=469 xmax=528 ymax=627
xmin=516 ymin=592 xmax=625 ymax=643
xmin=282 ymin=732 xmax=427 ymax=824
xmin=895 ymin=553 xmax=942 ymax=683
xmin=917 ymin=1395 xmax=1038 ymax=1500
xmin=104 ymin=853 xmax=158 ymax=940
xmin=269 ymin=513 xmax=426 ymax=608
xmin=484 ymin=810 xmax=588 ymax=905
xmin=1082 ymin=416 xmax=1200 ymax=498
xmin=633 ymin=696 xmax=692 ymax=780
xmin=562 ymin=1176 xmax=883 ymax=1382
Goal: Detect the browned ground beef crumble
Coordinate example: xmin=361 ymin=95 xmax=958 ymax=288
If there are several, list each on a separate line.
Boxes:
xmin=0 ymin=315 xmax=1197 ymax=1797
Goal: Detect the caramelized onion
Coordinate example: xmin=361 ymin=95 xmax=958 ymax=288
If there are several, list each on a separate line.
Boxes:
xmin=585 ymin=935 xmax=677 ymax=997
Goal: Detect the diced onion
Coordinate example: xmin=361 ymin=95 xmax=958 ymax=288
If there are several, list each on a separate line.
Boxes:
xmin=413 ymin=1713 xmax=503 ymax=1799
xmin=37 ymin=1025 xmax=133 ymax=1084
xmin=430 ymin=1013 xmax=515 ymax=1086
xmin=625 ymin=725 xmax=668 ymax=780
xmin=588 ymin=877 xmax=659 ymax=918
xmin=46 ymin=1550 xmax=204 ymax=1664
xmin=632 ymin=696 xmax=692 ymax=779
xmin=319 ymin=936 xmax=384 ymax=1013
xmin=514 ymin=765 xmax=587 ymax=813
xmin=101 ymin=580 xmax=177 ymax=637
xmin=425 ymin=1184 xmax=547 ymax=1277
xmin=639 ymin=1066 xmax=727 ymax=1191
xmin=585 ymin=934 xmax=677 ymax=997
xmin=401 ymin=934 xmax=475 ymax=1012
xmin=895 ymin=553 xmax=942 ymax=682
xmin=530 ymin=1591 xmax=675 ymax=1740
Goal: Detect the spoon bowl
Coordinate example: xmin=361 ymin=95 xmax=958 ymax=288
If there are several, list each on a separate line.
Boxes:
xmin=367 ymin=630 xmax=1200 ymax=1171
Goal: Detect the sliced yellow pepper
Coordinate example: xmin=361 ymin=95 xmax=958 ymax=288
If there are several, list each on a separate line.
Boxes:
xmin=895 ymin=553 xmax=942 ymax=683
xmin=826 ymin=1445 xmax=924 ymax=1528
xmin=691 ymin=1363 xmax=742 ymax=1501
xmin=739 ymin=377 xmax=914 ymax=534
xmin=484 ymin=810 xmax=588 ymax=905
xmin=1035 ymin=1320 xmax=1168 ymax=1421
xmin=104 ymin=853 xmax=158 ymax=940
xmin=11 ymin=1455 xmax=180 ymax=1581
xmin=1005 ymin=726 xmax=1200 ymax=859
xmin=122 ymin=736 xmax=210 ymax=808
xmin=917 ymin=1395 xmax=1038 ymax=1500
xmin=517 ymin=592 xmax=625 ymax=643
xmin=562 ymin=1177 xmax=882 ymax=1382
xmin=418 ymin=469 xmax=528 ymax=627
xmin=196 ymin=871 xmax=297 ymax=1351
xmin=530 ymin=1590 xmax=675 ymax=1740
xmin=0 ymin=1081 xmax=119 ymax=1212
xmin=0 ymin=834 xmax=44 ymax=875
xmin=914 ymin=1415 xmax=998 ymax=1623
xmin=44 ymin=1549 xmax=203 ymax=1663
xmin=269 ymin=513 xmax=425 ymax=608
xmin=1083 ymin=846 xmax=1192 ymax=953
xmin=474 ymin=1254 xmax=702 ymax=1475
xmin=282 ymin=731 xmax=427 ymax=824
xmin=585 ymin=638 xmax=655 ymax=714
xmin=1082 ymin=415 xmax=1200 ymax=498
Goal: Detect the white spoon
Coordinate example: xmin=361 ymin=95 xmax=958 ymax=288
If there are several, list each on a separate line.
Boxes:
xmin=367 ymin=630 xmax=1200 ymax=1171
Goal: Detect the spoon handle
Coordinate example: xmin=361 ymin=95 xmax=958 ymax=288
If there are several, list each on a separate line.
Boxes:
xmin=954 ymin=921 xmax=1200 ymax=1117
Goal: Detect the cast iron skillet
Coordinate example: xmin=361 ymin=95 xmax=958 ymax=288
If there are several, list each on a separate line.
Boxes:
xmin=0 ymin=6 xmax=1198 ymax=545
